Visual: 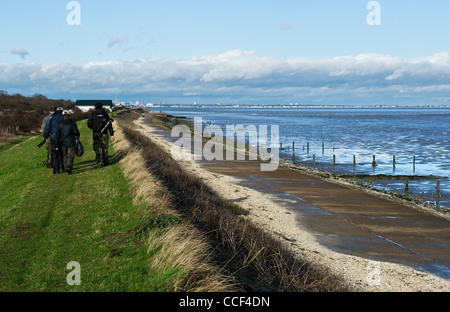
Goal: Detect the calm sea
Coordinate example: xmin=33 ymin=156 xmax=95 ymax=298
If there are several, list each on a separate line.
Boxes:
xmin=157 ymin=107 xmax=450 ymax=210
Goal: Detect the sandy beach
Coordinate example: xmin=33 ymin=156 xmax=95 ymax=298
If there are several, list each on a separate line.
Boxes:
xmin=135 ymin=116 xmax=450 ymax=292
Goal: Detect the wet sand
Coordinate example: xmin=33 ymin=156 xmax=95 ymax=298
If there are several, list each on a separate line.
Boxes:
xmin=135 ymin=117 xmax=450 ymax=292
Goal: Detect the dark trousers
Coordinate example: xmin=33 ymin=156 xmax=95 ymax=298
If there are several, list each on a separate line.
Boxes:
xmin=50 ymin=141 xmax=64 ymax=174
xmin=61 ymin=146 xmax=76 ymax=174
xmin=93 ymin=134 xmax=109 ymax=166
xmin=46 ymin=139 xmax=52 ymax=168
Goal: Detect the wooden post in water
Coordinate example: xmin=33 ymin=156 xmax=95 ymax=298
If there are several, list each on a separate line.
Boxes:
xmin=372 ymin=155 xmax=377 ymax=167
xmin=307 ymin=142 xmax=310 ymax=153
xmin=413 ymin=156 xmax=416 ymax=171
xmin=280 ymin=142 xmax=283 ymax=150
xmin=313 ymin=154 xmax=316 ymax=166
xmin=333 ymin=155 xmax=336 ymax=166
xmin=353 ymin=155 xmax=356 ymax=166
xmin=293 ymin=141 xmax=295 ymax=152
xmin=437 ymin=181 xmax=441 ymax=198
xmin=322 ymin=143 xmax=325 ymax=154
xmin=393 ymin=155 xmax=396 ymax=168
xmin=404 ymin=181 xmax=409 ymax=196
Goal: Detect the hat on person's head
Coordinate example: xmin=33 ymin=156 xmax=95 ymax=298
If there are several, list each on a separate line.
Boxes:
xmin=57 ymin=107 xmax=64 ymax=111
xmin=63 ymin=110 xmax=70 ymax=115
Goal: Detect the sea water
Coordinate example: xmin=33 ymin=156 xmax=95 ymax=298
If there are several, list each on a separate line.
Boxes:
xmin=157 ymin=107 xmax=450 ymax=210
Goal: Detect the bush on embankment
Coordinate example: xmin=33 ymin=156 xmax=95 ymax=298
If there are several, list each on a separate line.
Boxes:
xmin=0 ymin=92 xmax=88 ymax=136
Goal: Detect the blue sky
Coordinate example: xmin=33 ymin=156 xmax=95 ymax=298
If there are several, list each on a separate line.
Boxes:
xmin=1 ymin=0 xmax=450 ymax=105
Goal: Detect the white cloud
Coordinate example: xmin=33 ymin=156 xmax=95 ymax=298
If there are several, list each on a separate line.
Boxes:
xmin=385 ymin=69 xmax=404 ymax=81
xmin=1 ymin=50 xmax=449 ymax=105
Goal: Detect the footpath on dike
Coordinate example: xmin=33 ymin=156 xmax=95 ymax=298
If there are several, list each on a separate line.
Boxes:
xmin=136 ymin=113 xmax=450 ymax=292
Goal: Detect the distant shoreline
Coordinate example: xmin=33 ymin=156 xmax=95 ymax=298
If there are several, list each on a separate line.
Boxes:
xmin=127 ymin=104 xmax=450 ymax=110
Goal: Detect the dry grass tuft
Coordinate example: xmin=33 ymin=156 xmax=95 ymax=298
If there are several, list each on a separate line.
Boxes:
xmin=115 ymin=125 xmax=174 ymax=215
xmin=146 ymin=226 xmax=233 ymax=292
xmin=114 ymin=123 xmax=235 ymax=292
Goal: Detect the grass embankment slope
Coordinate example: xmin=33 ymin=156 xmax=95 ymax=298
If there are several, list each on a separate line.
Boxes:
xmin=0 ymin=119 xmax=230 ymax=292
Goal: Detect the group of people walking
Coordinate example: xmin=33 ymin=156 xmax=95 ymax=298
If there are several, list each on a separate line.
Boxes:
xmin=42 ymin=102 xmax=115 ymax=175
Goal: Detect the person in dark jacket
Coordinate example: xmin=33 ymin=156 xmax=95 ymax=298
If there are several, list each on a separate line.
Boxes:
xmin=55 ymin=110 xmax=80 ymax=175
xmin=41 ymin=106 xmax=56 ymax=168
xmin=44 ymin=107 xmax=64 ymax=174
xmin=87 ymin=102 xmax=115 ymax=168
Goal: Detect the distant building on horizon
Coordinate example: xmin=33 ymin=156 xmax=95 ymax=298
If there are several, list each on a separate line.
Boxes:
xmin=75 ymin=100 xmax=113 ymax=112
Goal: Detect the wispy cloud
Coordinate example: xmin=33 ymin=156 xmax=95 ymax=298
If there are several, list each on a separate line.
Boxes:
xmin=1 ymin=50 xmax=449 ymax=105
xmin=10 ymin=48 xmax=29 ymax=60
xmin=107 ymin=37 xmax=121 ymax=48
xmin=278 ymin=22 xmax=292 ymax=30
xmin=107 ymin=36 xmax=130 ymax=49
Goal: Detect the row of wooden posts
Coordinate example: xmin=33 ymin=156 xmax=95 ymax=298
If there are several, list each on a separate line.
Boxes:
xmin=405 ymin=180 xmax=443 ymax=199
xmin=283 ymin=141 xmax=417 ymax=169
xmin=307 ymin=154 xmax=417 ymax=168
xmin=283 ymin=141 xmax=443 ymax=198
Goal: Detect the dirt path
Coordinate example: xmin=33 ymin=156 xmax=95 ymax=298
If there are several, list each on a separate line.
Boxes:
xmin=136 ymin=118 xmax=450 ymax=292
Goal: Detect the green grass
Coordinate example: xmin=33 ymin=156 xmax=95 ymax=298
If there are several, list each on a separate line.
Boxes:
xmin=0 ymin=120 xmax=188 ymax=292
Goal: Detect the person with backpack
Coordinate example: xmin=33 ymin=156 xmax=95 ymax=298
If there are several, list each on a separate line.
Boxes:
xmin=44 ymin=107 xmax=64 ymax=174
xmin=55 ymin=110 xmax=80 ymax=175
xmin=87 ymin=102 xmax=115 ymax=168
xmin=41 ymin=106 xmax=56 ymax=169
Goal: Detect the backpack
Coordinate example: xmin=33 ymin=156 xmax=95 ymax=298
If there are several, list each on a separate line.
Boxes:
xmin=75 ymin=138 xmax=84 ymax=157
xmin=94 ymin=116 xmax=114 ymax=139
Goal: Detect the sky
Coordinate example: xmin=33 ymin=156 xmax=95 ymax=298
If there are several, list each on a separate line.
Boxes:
xmin=1 ymin=0 xmax=450 ymax=105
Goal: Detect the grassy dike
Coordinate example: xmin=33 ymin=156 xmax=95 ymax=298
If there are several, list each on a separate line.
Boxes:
xmin=0 ymin=118 xmax=231 ymax=292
